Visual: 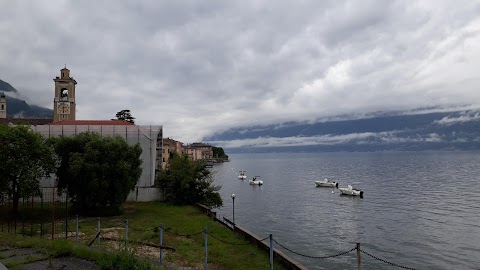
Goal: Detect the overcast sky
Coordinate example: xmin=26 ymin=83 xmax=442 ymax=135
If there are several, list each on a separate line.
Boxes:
xmin=1 ymin=0 xmax=479 ymax=143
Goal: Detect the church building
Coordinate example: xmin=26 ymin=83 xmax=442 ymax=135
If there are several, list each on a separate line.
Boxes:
xmin=1 ymin=67 xmax=164 ymax=202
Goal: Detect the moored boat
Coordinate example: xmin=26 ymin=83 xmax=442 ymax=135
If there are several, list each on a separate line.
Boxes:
xmin=315 ymin=178 xmax=339 ymax=188
xmin=338 ymin=185 xmax=363 ymax=197
xmin=249 ymin=176 xmax=263 ymax=185
xmin=238 ymin=170 xmax=247 ymax=179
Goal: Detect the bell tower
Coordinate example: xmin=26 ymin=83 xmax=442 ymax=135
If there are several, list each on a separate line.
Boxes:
xmin=0 ymin=92 xmax=6 ymax=119
xmin=53 ymin=66 xmax=77 ymax=122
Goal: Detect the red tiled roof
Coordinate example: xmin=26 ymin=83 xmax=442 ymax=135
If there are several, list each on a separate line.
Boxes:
xmin=49 ymin=120 xmax=135 ymax=126
xmin=0 ymin=118 xmax=53 ymax=125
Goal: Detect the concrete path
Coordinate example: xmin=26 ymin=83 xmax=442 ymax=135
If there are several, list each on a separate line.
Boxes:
xmin=0 ymin=247 xmax=96 ymax=270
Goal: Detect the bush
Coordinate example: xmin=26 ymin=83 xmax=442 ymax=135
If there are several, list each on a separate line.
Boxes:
xmin=156 ymin=154 xmax=222 ymax=207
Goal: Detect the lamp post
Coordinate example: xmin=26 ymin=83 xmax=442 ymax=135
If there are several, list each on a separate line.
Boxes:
xmin=231 ymin=193 xmax=236 ymax=231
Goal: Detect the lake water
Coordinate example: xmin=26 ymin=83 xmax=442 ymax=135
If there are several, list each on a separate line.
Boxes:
xmin=211 ymin=152 xmax=480 ymax=270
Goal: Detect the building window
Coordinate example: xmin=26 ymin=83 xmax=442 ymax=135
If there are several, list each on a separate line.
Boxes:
xmin=1 ymin=104 xmax=3 ymax=110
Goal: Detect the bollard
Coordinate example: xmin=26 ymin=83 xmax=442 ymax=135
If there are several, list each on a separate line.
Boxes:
xmin=125 ymin=220 xmax=129 ymax=252
xmin=159 ymin=224 xmax=163 ymax=264
xmin=356 ymin=243 xmax=361 ymax=270
xmin=97 ymin=218 xmax=101 ymax=248
xmin=269 ymin=234 xmax=273 ymax=270
xmin=204 ymin=227 xmax=208 ymax=270
xmin=75 ymin=214 xmax=79 ymax=242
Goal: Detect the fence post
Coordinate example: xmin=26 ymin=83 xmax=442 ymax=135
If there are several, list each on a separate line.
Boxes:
xmin=125 ymin=219 xmax=129 ymax=251
xmin=40 ymin=195 xmax=43 ymax=237
xmin=204 ymin=227 xmax=208 ymax=270
xmin=51 ymin=189 xmax=55 ymax=240
xmin=75 ymin=214 xmax=79 ymax=241
xmin=65 ymin=193 xmax=68 ymax=240
xmin=356 ymin=243 xmax=361 ymax=270
xmin=269 ymin=234 xmax=273 ymax=270
xmin=159 ymin=224 xmax=163 ymax=264
xmin=30 ymin=195 xmax=33 ymax=237
xmin=22 ymin=197 xmax=25 ymax=236
xmin=97 ymin=217 xmax=101 ymax=248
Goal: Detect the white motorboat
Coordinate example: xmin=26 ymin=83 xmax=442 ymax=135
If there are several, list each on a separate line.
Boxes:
xmin=249 ymin=176 xmax=263 ymax=185
xmin=315 ymin=178 xmax=339 ymax=188
xmin=338 ymin=185 xmax=363 ymax=197
xmin=238 ymin=170 xmax=247 ymax=179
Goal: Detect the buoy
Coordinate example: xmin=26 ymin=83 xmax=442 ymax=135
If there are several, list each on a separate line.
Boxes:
xmin=331 ymin=191 xmax=334 ymax=194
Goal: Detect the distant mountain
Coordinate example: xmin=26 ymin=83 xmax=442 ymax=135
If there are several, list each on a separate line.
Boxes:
xmin=0 ymin=79 xmax=17 ymax=93
xmin=204 ymin=107 xmax=480 ymax=152
xmin=0 ymin=78 xmax=53 ymax=118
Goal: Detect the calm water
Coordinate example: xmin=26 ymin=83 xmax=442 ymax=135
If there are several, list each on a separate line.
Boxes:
xmin=211 ymin=152 xmax=480 ymax=270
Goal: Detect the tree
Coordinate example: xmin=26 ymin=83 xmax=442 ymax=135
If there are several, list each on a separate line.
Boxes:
xmin=49 ymin=132 xmax=142 ymax=214
xmin=212 ymin=146 xmax=228 ymax=159
xmin=156 ymin=154 xmax=222 ymax=207
xmin=0 ymin=125 xmax=56 ymax=217
xmin=114 ymin=109 xmax=135 ymax=123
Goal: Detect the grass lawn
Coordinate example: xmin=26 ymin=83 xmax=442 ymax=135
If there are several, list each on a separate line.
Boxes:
xmin=2 ymin=202 xmax=287 ymax=270
xmin=0 ymin=232 xmax=163 ymax=270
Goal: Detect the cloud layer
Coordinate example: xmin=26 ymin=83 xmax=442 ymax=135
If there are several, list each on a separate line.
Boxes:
xmin=1 ymin=0 xmax=479 ymax=142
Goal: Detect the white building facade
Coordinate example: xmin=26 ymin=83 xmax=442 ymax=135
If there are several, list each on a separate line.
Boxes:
xmin=32 ymin=122 xmax=164 ymax=202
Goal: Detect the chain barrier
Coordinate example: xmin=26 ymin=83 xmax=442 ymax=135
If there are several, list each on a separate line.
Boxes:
xmin=259 ymin=236 xmax=270 ymax=242
xmin=163 ymin=228 xmax=204 ymax=237
xmin=88 ymin=231 xmax=101 ymax=247
xmin=273 ymin=238 xmax=356 ymax=259
xmin=129 ymin=225 xmax=154 ymax=232
xmin=66 ymin=224 xmax=74 ymax=235
xmin=359 ymin=249 xmax=419 ymax=270
xmin=207 ymin=232 xmax=252 ymax=245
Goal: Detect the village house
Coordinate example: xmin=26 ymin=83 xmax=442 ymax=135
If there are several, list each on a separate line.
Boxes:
xmin=184 ymin=142 xmax=213 ymax=161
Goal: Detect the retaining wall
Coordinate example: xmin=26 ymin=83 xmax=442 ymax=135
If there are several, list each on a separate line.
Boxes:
xmin=195 ymin=204 xmax=307 ymax=270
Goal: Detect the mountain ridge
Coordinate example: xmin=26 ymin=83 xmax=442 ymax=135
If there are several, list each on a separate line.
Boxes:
xmin=0 ymin=78 xmax=53 ymax=118
xmin=204 ymin=107 xmax=480 ymax=152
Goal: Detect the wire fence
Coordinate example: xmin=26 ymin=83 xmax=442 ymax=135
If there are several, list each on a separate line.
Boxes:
xmin=0 ymin=188 xmax=71 ymax=240
xmin=0 ymin=194 xmax=422 ymax=270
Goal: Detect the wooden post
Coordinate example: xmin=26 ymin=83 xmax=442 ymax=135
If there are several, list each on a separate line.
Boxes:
xmin=356 ymin=243 xmax=361 ymax=270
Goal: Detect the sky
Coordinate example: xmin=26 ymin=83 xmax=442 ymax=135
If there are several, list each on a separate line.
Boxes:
xmin=1 ymin=0 xmax=480 ymax=143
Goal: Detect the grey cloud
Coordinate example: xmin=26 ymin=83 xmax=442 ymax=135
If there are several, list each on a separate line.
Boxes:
xmin=434 ymin=111 xmax=480 ymax=125
xmin=0 ymin=0 xmax=479 ymax=142
xmin=208 ymin=131 xmax=445 ymax=148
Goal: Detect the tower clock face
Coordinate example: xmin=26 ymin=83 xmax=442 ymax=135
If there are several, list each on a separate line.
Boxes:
xmin=57 ymin=103 xmax=70 ymax=114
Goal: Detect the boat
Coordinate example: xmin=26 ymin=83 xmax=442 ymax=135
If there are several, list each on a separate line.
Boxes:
xmin=338 ymin=185 xmax=363 ymax=197
xmin=238 ymin=170 xmax=247 ymax=180
xmin=314 ymin=178 xmax=338 ymax=188
xmin=249 ymin=176 xmax=263 ymax=185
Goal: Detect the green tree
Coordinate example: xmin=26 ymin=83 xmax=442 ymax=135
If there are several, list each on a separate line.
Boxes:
xmin=114 ymin=109 xmax=135 ymax=124
xmin=156 ymin=154 xmax=222 ymax=207
xmin=0 ymin=125 xmax=56 ymax=217
xmin=49 ymin=132 xmax=142 ymax=214
xmin=212 ymin=146 xmax=228 ymax=159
